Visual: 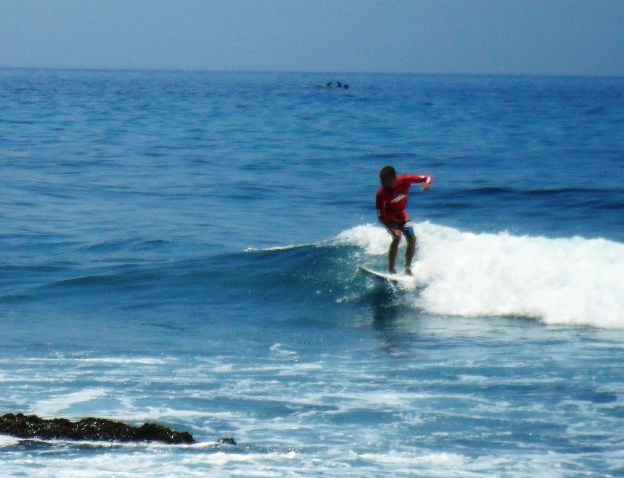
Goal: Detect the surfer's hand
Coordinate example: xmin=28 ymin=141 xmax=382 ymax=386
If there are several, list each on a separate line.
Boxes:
xmin=422 ymin=182 xmax=431 ymax=191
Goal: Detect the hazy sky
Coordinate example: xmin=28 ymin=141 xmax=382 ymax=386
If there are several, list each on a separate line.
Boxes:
xmin=1 ymin=0 xmax=623 ymax=76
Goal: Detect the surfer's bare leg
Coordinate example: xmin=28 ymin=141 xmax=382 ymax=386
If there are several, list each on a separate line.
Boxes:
xmin=388 ymin=234 xmax=401 ymax=273
xmin=405 ymin=235 xmax=416 ymax=275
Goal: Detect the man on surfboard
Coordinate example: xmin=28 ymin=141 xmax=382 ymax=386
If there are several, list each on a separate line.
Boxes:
xmin=376 ymin=166 xmax=433 ymax=275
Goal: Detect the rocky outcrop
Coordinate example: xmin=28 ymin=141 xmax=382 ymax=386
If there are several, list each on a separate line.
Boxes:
xmin=217 ymin=436 xmax=237 ymax=445
xmin=0 ymin=413 xmax=195 ymax=444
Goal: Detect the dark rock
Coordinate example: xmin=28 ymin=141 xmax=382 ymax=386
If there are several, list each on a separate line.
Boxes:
xmin=0 ymin=413 xmax=195 ymax=444
xmin=217 ymin=437 xmax=237 ymax=445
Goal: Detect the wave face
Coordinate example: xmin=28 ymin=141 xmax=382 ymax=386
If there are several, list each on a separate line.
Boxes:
xmin=336 ymin=223 xmax=624 ymax=328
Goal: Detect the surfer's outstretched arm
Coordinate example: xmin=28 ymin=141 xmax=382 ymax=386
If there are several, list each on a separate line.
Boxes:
xmin=402 ymin=174 xmax=433 ymax=191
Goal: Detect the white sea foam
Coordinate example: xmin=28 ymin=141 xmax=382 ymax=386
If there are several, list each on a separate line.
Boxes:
xmin=269 ymin=343 xmax=298 ymax=358
xmin=0 ymin=435 xmax=20 ymax=447
xmin=337 ymin=223 xmax=624 ymax=328
xmin=335 ymin=224 xmax=391 ymax=256
xmin=245 ymin=243 xmax=315 ymax=252
xmin=0 ymin=446 xmax=606 ymax=478
xmin=32 ymin=388 xmax=109 ymax=415
xmin=80 ymin=357 xmax=174 ymax=365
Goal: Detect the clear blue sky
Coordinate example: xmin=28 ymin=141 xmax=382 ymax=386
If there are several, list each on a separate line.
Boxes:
xmin=1 ymin=0 xmax=623 ymax=76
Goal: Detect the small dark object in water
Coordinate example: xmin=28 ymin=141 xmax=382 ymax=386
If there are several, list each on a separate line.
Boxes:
xmin=0 ymin=413 xmax=195 ymax=444
xmin=217 ymin=437 xmax=237 ymax=445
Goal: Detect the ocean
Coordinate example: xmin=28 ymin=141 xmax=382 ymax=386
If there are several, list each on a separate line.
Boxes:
xmin=0 ymin=69 xmax=623 ymax=477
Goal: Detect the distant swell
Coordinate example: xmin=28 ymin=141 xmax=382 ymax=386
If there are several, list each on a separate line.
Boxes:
xmin=335 ymin=223 xmax=624 ymax=329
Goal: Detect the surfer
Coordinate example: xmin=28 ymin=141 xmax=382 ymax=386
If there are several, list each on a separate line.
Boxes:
xmin=376 ymin=166 xmax=433 ymax=275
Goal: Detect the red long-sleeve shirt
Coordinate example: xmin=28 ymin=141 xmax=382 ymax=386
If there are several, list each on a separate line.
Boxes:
xmin=376 ymin=175 xmax=432 ymax=228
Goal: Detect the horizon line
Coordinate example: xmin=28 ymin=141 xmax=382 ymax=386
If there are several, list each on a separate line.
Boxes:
xmin=1 ymin=65 xmax=623 ymax=80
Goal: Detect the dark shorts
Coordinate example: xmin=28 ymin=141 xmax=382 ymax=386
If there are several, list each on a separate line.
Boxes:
xmin=388 ymin=221 xmax=415 ymax=239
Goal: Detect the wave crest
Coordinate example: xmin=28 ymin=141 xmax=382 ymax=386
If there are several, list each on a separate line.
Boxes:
xmin=335 ymin=223 xmax=624 ymax=328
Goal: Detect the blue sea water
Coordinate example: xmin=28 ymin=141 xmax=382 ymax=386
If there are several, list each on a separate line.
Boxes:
xmin=0 ymin=69 xmax=623 ymax=477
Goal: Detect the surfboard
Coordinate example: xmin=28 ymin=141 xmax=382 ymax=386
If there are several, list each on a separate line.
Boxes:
xmin=358 ymin=266 xmax=414 ymax=284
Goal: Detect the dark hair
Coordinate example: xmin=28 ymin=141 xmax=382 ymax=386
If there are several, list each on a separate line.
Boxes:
xmin=379 ymin=165 xmax=396 ymax=179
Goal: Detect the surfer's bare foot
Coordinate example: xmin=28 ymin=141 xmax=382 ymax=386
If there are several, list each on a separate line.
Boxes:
xmin=404 ymin=268 xmax=413 ymax=276
xmin=389 ymin=268 xmax=397 ymax=274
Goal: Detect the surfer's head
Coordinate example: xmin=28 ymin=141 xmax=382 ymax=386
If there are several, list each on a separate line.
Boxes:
xmin=379 ymin=165 xmax=397 ymax=189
